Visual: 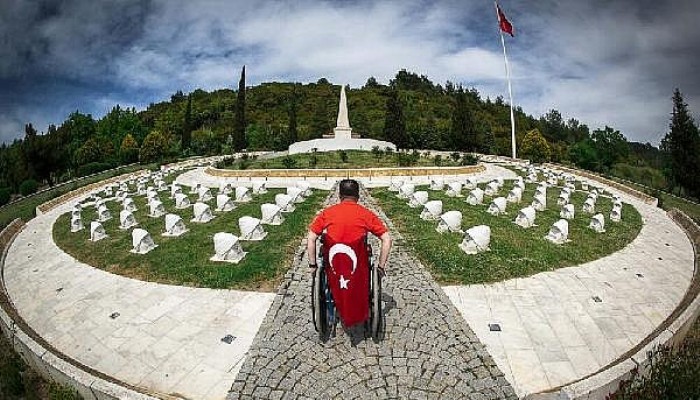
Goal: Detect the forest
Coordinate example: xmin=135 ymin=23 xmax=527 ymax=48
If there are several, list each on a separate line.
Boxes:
xmin=1 ymin=69 xmax=697 ymax=206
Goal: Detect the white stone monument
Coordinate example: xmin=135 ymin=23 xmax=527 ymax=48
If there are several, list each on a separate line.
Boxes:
xmin=560 ymin=204 xmax=575 ymax=220
xmin=192 ymin=202 xmax=215 ymax=223
xmin=436 ymin=211 xmax=462 ymax=233
xmin=459 ymin=225 xmax=491 ymax=254
xmin=261 ymin=203 xmax=284 ymax=225
xmin=71 ymin=215 xmax=84 ymax=232
xmin=163 ymin=214 xmax=188 ymax=237
xmin=398 ymin=183 xmax=416 ymax=199
xmin=429 ymin=178 xmax=444 ymax=191
xmin=235 ymin=186 xmax=252 ymax=203
xmin=119 ymin=210 xmax=138 ymax=230
xmin=408 ymin=191 xmax=429 ymax=208
xmin=507 ymin=187 xmax=523 ymax=203
xmin=589 ymin=213 xmax=606 ymax=233
xmin=287 ymin=187 xmax=305 ymax=203
xmin=198 ymin=187 xmax=213 ymax=202
xmin=131 ymin=228 xmax=157 ymax=254
xmin=446 ymin=182 xmax=463 ymax=197
xmin=239 ymin=216 xmax=267 ymax=241
xmin=466 ymin=188 xmax=484 ymax=205
xmin=288 ymin=85 xmax=396 ymax=154
xmin=97 ymin=204 xmax=112 ymax=222
xmin=545 ymin=219 xmax=569 ymax=245
xmin=420 ymin=200 xmax=443 ymax=220
xmin=90 ymin=221 xmax=107 ymax=242
xmin=275 ymin=193 xmax=296 ymax=213
xmin=515 ymin=206 xmax=537 ymax=228
xmin=216 ymin=194 xmax=236 ymax=212
xmin=149 ymin=200 xmax=166 ymax=218
xmin=252 ymin=181 xmax=268 ymax=194
xmin=175 ymin=193 xmax=191 ymax=209
xmin=487 ymin=197 xmax=507 ymax=216
xmin=210 ymin=232 xmax=247 ymax=263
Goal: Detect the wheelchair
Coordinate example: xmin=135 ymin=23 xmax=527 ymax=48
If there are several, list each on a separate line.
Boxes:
xmin=311 ymin=235 xmax=383 ymax=339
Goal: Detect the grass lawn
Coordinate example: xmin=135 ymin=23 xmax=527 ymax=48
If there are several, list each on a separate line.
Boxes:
xmin=53 ymin=184 xmax=327 ymax=290
xmin=372 ymin=181 xmax=642 ymax=285
xmin=225 ymin=150 xmax=466 ymax=170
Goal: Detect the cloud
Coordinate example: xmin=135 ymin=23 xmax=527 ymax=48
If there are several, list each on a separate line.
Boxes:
xmin=1 ymin=0 xmax=699 ymax=145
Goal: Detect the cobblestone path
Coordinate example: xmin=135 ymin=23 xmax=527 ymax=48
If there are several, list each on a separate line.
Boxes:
xmin=228 ymin=188 xmax=517 ymax=400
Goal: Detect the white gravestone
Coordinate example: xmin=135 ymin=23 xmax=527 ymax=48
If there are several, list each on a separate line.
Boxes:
xmin=436 ymin=211 xmax=463 ymax=233
xmin=119 ymin=210 xmax=138 ymax=230
xmin=429 ymin=178 xmax=444 ymax=191
xmin=583 ymin=197 xmax=596 ymax=214
xmin=210 ymin=232 xmax=247 ymax=263
xmin=219 ymin=183 xmax=233 ymax=195
xmin=198 ymin=187 xmax=213 ymax=203
xmin=131 ymin=228 xmax=157 ymax=254
xmin=398 ymin=183 xmax=416 ymax=199
xmin=420 ymin=200 xmax=443 ymax=220
xmin=239 ymin=216 xmax=267 ymax=241
xmin=149 ymin=200 xmax=166 ymax=218
xmin=235 ymin=186 xmax=252 ymax=203
xmin=275 ymin=193 xmax=296 ymax=213
xmin=261 ymin=203 xmax=284 ymax=225
xmin=192 ymin=202 xmax=215 ymax=223
xmin=532 ymin=194 xmax=547 ymax=211
xmin=252 ymin=181 xmax=268 ymax=194
xmin=408 ymin=191 xmax=429 ymax=208
xmin=485 ymin=181 xmax=500 ymax=196
xmin=560 ymin=204 xmax=575 ymax=220
xmin=190 ymin=183 xmax=201 ymax=194
xmin=557 ymin=192 xmax=570 ymax=206
xmin=97 ymin=204 xmax=112 ymax=222
xmin=171 ymin=184 xmax=183 ymax=199
xmin=459 ymin=225 xmax=491 ymax=254
xmin=216 ymin=194 xmax=236 ymax=212
xmin=287 ymin=187 xmax=305 ymax=203
xmin=71 ymin=215 xmax=84 ymax=232
xmin=297 ymin=181 xmax=312 ymax=196
xmin=507 ymin=187 xmax=523 ymax=203
xmin=446 ymin=182 xmax=463 ymax=197
xmin=466 ymin=188 xmax=485 ymax=205
xmin=175 ymin=193 xmax=191 ymax=209
xmin=388 ymin=180 xmax=403 ymax=192
xmin=545 ymin=219 xmax=569 ymax=245
xmin=464 ymin=178 xmax=477 ymax=190
xmin=487 ymin=197 xmax=507 ymax=216
xmin=90 ymin=221 xmax=107 ymax=242
xmin=589 ymin=213 xmax=606 ymax=233
xmin=515 ymin=206 xmax=537 ymax=228
xmin=162 ymin=214 xmax=188 ymax=237
xmin=610 ymin=204 xmax=622 ymax=222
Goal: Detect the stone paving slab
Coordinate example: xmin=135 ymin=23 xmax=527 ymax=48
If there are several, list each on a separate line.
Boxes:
xmin=4 ymin=196 xmax=275 ymax=400
xmin=228 ymin=187 xmax=517 ymax=399
xmin=443 ymin=178 xmax=695 ymax=397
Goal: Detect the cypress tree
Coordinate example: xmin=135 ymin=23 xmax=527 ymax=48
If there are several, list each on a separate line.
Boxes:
xmin=450 ymin=87 xmax=477 ymax=151
xmin=664 ymin=89 xmax=700 ymax=198
xmin=384 ymin=88 xmax=407 ymax=149
xmin=288 ymin=86 xmax=298 ymax=145
xmin=182 ymin=95 xmax=192 ymax=150
xmin=233 ymin=65 xmax=247 ymax=151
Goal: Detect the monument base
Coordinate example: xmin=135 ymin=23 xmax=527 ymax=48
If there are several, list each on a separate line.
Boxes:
xmin=288 ymin=138 xmax=397 ymax=155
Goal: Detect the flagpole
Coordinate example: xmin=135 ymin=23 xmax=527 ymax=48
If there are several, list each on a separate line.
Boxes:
xmin=495 ymin=1 xmax=517 ymax=159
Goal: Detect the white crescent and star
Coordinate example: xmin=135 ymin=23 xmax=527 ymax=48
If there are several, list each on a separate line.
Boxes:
xmin=329 ymin=243 xmax=358 ymax=290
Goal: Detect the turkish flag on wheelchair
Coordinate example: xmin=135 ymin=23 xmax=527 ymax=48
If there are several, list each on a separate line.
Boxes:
xmin=323 ymin=235 xmax=370 ymax=327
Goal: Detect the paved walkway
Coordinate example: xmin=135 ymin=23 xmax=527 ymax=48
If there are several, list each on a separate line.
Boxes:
xmin=228 ymin=187 xmax=517 ymax=399
xmin=4 ymin=198 xmax=275 ymax=400
xmin=444 ymin=176 xmax=695 ymax=397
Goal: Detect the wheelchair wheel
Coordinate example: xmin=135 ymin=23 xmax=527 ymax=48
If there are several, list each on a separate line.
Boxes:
xmin=311 ymin=266 xmax=327 ymax=336
xmin=369 ymin=265 xmax=382 ymax=338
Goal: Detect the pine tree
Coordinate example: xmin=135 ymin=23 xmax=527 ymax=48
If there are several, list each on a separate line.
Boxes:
xmin=288 ymin=86 xmax=298 ymax=145
xmin=663 ymin=89 xmax=700 ymax=198
xmin=384 ymin=88 xmax=407 ymax=149
xmin=233 ymin=65 xmax=247 ymax=151
xmin=182 ymin=95 xmax=192 ymax=150
xmin=450 ymin=87 xmax=477 ymax=151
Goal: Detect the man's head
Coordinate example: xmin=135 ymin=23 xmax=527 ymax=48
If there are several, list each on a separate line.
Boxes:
xmin=339 ymin=179 xmax=360 ymax=201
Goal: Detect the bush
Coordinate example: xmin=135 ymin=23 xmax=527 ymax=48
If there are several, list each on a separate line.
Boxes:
xmin=0 ymin=187 xmax=11 ymax=206
xmin=19 ymin=179 xmax=39 ymax=196
xmin=461 ymin=153 xmax=478 ymax=165
xmin=281 ymin=156 xmax=297 ymax=169
xmin=450 ymin=152 xmax=461 ymax=163
xmin=76 ymin=162 xmax=113 ymax=177
xmin=434 ymin=155 xmax=442 ymax=166
xmin=338 ymin=150 xmax=348 ymax=163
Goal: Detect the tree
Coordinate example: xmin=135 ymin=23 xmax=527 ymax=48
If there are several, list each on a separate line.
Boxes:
xmin=139 ymin=130 xmax=172 ymax=163
xmin=590 ymin=126 xmax=628 ymax=171
xmin=182 ymin=95 xmax=193 ymax=150
xmin=384 ymin=88 xmax=408 ymax=149
xmin=120 ymin=134 xmax=139 ymax=163
xmin=450 ymin=87 xmax=478 ymax=151
xmin=520 ymin=128 xmax=551 ymax=163
xmin=288 ymin=87 xmax=298 ymax=145
xmin=74 ymin=137 xmax=101 ymax=166
xmin=232 ymin=65 xmax=247 ymax=151
xmin=663 ymin=89 xmax=700 ymax=198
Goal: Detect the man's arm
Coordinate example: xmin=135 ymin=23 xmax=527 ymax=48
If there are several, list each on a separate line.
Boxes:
xmin=377 ymin=231 xmax=392 ymax=272
xmin=307 ymin=230 xmax=319 ymax=272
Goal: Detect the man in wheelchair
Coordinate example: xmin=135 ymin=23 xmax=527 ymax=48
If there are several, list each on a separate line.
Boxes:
xmin=307 ymin=179 xmax=392 ymax=337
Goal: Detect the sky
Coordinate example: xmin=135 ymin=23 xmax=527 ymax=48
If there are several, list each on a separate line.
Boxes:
xmin=1 ymin=0 xmax=699 ymax=145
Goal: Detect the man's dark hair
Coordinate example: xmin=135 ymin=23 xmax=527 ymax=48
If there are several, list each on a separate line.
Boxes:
xmin=339 ymin=179 xmax=360 ymax=199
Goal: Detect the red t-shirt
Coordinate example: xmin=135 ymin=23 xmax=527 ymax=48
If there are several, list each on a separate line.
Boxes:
xmin=309 ymin=200 xmax=388 ymax=243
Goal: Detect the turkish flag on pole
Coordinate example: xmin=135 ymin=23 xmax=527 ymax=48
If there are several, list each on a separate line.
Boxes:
xmin=323 ymin=236 xmax=370 ymax=327
xmin=497 ymin=4 xmax=514 ymax=37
